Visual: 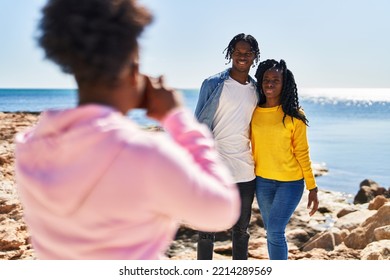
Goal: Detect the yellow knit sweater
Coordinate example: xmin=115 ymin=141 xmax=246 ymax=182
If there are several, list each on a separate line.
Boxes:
xmin=250 ymin=105 xmax=316 ymax=190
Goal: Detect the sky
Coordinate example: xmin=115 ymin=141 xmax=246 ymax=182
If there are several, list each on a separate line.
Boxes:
xmin=1 ymin=0 xmax=389 ymax=89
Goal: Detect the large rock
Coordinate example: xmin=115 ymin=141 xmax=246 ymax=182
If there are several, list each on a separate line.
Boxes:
xmin=354 ymin=179 xmax=388 ymax=204
xmin=368 ymin=195 xmax=388 ymax=210
xmin=374 ymin=225 xmax=390 ymax=241
xmin=336 ymin=206 xmax=358 ymax=218
xmin=344 ymin=203 xmax=390 ymax=249
xmin=301 ymin=228 xmax=348 ymax=251
xmin=360 ymin=240 xmax=390 ymax=260
xmin=334 ymin=209 xmax=376 ymax=231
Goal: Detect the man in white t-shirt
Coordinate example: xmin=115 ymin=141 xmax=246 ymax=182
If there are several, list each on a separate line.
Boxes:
xmin=194 ymin=33 xmax=260 ymax=260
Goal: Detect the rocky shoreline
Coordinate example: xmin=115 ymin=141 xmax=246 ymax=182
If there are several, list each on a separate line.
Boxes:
xmin=1 ymin=112 xmax=389 ymax=260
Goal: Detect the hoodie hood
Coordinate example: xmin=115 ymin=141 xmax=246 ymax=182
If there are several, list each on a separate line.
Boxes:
xmin=15 ymin=105 xmax=133 ymax=215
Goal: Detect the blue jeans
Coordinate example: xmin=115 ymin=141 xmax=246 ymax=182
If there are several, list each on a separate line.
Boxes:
xmin=256 ymin=176 xmax=304 ymax=260
xmin=197 ymin=179 xmax=256 ymax=260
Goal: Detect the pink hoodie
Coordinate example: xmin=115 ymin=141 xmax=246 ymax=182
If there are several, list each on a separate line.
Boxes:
xmin=15 ymin=105 xmax=240 ymax=259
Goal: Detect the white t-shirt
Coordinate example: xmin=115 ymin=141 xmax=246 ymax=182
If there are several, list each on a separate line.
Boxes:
xmin=212 ymin=77 xmax=258 ymax=183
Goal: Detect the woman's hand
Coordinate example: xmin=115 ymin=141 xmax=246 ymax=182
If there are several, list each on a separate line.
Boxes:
xmin=141 ymin=75 xmax=183 ymax=121
xmin=307 ymin=188 xmax=319 ymax=216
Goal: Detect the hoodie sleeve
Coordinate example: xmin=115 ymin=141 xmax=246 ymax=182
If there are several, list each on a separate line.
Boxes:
xmin=147 ymin=108 xmax=240 ymax=232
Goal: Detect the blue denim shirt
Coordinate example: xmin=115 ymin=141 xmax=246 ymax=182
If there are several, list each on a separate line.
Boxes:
xmin=194 ymin=68 xmax=257 ymax=130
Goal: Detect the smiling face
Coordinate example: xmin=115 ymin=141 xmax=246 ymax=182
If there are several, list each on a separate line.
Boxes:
xmin=262 ymin=68 xmax=283 ymax=106
xmin=231 ymin=41 xmax=255 ymax=74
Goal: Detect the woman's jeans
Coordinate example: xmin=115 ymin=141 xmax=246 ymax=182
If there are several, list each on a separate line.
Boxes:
xmin=197 ymin=179 xmax=256 ymax=260
xmin=256 ymin=176 xmax=304 ymax=260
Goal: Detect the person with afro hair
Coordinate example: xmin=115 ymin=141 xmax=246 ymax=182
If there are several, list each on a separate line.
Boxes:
xmin=15 ymin=0 xmax=240 ymax=260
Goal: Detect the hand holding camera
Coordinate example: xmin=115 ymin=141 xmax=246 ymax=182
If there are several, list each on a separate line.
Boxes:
xmin=138 ymin=75 xmax=183 ymax=121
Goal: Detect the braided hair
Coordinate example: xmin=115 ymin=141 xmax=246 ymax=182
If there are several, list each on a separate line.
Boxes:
xmin=223 ymin=33 xmax=260 ymax=67
xmin=255 ymin=59 xmax=308 ymax=126
xmin=38 ymin=0 xmax=152 ymax=85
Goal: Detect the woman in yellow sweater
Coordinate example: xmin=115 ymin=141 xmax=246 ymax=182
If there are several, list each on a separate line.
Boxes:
xmin=251 ymin=59 xmax=319 ymax=260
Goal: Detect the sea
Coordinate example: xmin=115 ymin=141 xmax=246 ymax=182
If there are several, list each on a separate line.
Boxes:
xmin=1 ymin=87 xmax=389 ymax=196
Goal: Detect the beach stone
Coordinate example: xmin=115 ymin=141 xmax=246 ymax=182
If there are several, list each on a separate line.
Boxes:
xmin=354 ymin=179 xmax=388 ymax=204
xmin=0 ymin=201 xmax=17 ymax=215
xmin=360 ymin=240 xmax=390 ymax=260
xmin=374 ymin=225 xmax=390 ymax=241
xmin=337 ymin=206 xmax=358 ymax=218
xmin=301 ymin=228 xmax=346 ymax=252
xmin=0 ymin=156 xmax=7 ymax=165
xmin=248 ymin=237 xmax=268 ymax=259
xmin=344 ymin=203 xmax=390 ymax=249
xmin=334 ymin=209 xmax=376 ymax=231
xmin=286 ymin=228 xmax=311 ymax=245
xmin=368 ymin=195 xmax=388 ymax=210
xmin=0 ymin=218 xmax=26 ymax=251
